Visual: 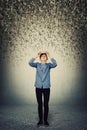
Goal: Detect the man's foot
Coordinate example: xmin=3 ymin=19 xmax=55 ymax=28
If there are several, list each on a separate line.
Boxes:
xmin=44 ymin=121 xmax=49 ymax=126
xmin=37 ymin=120 xmax=43 ymax=126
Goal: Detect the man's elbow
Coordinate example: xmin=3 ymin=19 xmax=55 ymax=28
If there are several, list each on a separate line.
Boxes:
xmin=52 ymin=63 xmax=57 ymax=68
xmin=28 ymin=61 xmax=32 ymax=66
xmin=54 ymin=63 xmax=57 ymax=67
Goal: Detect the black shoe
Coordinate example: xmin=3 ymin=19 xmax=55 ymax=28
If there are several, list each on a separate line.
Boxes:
xmin=44 ymin=121 xmax=49 ymax=126
xmin=37 ymin=120 xmax=43 ymax=126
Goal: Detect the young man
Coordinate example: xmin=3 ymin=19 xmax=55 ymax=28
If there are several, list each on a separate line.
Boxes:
xmin=28 ymin=51 xmax=57 ymax=126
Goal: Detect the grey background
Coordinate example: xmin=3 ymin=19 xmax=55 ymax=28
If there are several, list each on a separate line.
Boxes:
xmin=0 ymin=0 xmax=87 ymax=106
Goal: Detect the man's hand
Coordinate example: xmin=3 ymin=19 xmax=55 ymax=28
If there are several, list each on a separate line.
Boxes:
xmin=45 ymin=51 xmax=51 ymax=59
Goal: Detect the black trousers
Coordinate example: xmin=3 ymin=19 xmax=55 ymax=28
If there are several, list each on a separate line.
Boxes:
xmin=35 ymin=87 xmax=50 ymax=122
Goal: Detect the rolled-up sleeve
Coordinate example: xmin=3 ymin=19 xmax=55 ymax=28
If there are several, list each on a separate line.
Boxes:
xmin=49 ymin=58 xmax=57 ymax=68
xmin=28 ymin=58 xmax=37 ymax=68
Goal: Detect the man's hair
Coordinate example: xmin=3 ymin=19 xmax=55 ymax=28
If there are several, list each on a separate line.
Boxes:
xmin=39 ymin=53 xmax=48 ymax=60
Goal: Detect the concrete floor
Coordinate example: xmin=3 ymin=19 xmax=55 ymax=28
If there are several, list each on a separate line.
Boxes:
xmin=0 ymin=104 xmax=87 ymax=130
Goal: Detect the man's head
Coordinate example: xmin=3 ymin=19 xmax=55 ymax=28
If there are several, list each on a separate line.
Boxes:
xmin=39 ymin=53 xmax=48 ymax=63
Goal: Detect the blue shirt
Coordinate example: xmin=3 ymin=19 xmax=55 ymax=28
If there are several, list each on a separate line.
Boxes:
xmin=28 ymin=58 xmax=57 ymax=89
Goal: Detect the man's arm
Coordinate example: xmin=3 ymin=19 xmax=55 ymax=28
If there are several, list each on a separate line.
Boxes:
xmin=49 ymin=58 xmax=57 ymax=68
xmin=28 ymin=52 xmax=41 ymax=68
xmin=46 ymin=51 xmax=57 ymax=68
xmin=28 ymin=58 xmax=37 ymax=68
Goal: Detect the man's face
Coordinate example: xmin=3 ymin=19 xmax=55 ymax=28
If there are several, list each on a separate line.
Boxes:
xmin=40 ymin=54 xmax=48 ymax=62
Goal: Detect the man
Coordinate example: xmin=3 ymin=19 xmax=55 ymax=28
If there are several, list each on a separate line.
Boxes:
xmin=28 ymin=51 xmax=57 ymax=126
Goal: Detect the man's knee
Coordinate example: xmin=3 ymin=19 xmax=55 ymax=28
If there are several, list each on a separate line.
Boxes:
xmin=44 ymin=102 xmax=49 ymax=108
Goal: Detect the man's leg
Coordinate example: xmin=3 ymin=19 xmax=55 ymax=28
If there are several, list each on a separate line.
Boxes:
xmin=43 ymin=88 xmax=50 ymax=124
xmin=35 ymin=88 xmax=43 ymax=123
